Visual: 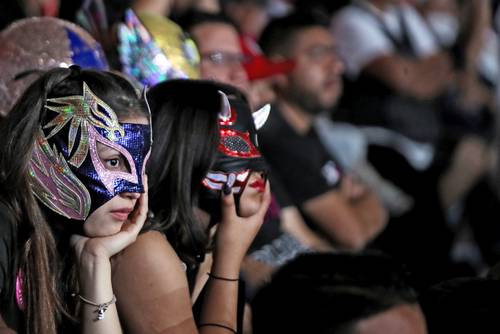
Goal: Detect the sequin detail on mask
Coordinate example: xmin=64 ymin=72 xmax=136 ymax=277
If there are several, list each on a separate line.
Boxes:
xmin=219 ymin=129 xmax=261 ymax=158
xmin=78 ymin=123 xmax=150 ymax=214
xmin=88 ymin=126 xmax=138 ymax=193
xmin=16 ymin=270 xmax=25 ymax=312
xmin=28 ymin=130 xmax=92 ymax=220
xmin=118 ymin=9 xmax=200 ymax=86
xmin=44 ymin=82 xmax=124 ymax=168
xmin=142 ymin=150 xmax=151 ymax=179
xmin=31 ymin=81 xmax=151 ymax=221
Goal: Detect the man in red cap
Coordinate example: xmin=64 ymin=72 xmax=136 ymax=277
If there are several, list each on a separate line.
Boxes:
xmin=180 ymin=10 xmax=294 ymax=108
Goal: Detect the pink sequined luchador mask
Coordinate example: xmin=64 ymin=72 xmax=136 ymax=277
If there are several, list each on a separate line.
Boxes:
xmin=28 ymin=82 xmax=151 ymax=221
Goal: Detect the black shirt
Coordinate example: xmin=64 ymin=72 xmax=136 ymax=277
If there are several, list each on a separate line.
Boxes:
xmin=258 ymin=105 xmax=342 ymax=206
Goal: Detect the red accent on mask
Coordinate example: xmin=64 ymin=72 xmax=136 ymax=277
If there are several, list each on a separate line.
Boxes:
xmin=218 ymin=128 xmax=261 ymax=158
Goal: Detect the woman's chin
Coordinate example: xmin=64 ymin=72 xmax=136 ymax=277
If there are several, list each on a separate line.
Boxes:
xmin=84 ymin=221 xmax=123 ymax=238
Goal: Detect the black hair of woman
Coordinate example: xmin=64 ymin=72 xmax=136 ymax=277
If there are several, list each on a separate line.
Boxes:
xmin=147 ymin=79 xmax=247 ymax=266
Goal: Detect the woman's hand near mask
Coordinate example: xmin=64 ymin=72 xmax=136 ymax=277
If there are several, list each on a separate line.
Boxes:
xmin=212 ymin=180 xmax=271 ymax=278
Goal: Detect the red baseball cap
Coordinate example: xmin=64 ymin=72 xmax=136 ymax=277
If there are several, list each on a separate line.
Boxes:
xmin=240 ymin=35 xmax=295 ymax=81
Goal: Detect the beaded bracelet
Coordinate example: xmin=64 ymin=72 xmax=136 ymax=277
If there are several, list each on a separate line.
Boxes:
xmin=72 ymin=293 xmax=117 ymax=321
xmin=207 ymin=272 xmax=239 ymax=282
xmin=199 ymin=322 xmax=237 ymax=333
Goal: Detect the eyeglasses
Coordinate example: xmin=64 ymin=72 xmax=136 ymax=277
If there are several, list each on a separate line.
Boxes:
xmin=200 ymin=51 xmax=249 ymax=66
xmin=303 ymin=45 xmax=340 ymax=61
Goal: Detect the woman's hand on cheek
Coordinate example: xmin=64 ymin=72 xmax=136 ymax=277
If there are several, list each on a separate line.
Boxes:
xmin=213 ymin=180 xmax=271 ymax=273
xmin=71 ymin=176 xmax=149 ymax=264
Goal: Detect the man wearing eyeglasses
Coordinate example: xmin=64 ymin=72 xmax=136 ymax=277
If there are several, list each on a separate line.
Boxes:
xmin=258 ymin=11 xmax=388 ymax=251
xmin=180 ymin=11 xmax=251 ymax=94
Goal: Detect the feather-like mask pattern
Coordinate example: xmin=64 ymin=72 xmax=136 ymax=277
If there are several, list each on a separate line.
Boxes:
xmin=28 ymin=82 xmax=151 ymax=221
xmin=29 ymin=130 xmax=92 ymax=220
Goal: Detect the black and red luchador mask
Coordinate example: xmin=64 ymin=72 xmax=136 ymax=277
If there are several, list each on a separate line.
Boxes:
xmin=199 ymin=91 xmax=270 ymax=218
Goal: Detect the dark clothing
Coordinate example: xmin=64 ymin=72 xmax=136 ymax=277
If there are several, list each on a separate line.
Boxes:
xmin=258 ymin=105 xmax=344 ymax=243
xmin=258 ymin=105 xmax=342 ymax=207
xmin=367 ymin=145 xmax=457 ymax=289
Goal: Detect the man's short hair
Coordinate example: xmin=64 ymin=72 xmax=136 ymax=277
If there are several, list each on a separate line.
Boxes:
xmin=220 ymin=0 xmax=269 ymax=8
xmin=176 ymin=9 xmax=238 ymax=34
xmin=251 ymin=252 xmax=419 ymax=334
xmin=258 ymin=11 xmax=329 ymax=58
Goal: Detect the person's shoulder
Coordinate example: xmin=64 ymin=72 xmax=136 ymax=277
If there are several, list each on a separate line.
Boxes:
xmin=259 ymin=104 xmax=287 ymax=135
xmin=120 ymin=230 xmax=179 ymax=261
xmin=112 ymin=229 xmax=189 ymax=289
xmin=259 ymin=104 xmax=303 ymax=144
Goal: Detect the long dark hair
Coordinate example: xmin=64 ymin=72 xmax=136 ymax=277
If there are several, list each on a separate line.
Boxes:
xmin=147 ymin=79 xmax=221 ymax=265
xmin=147 ymin=79 xmax=246 ymax=265
xmin=0 ymin=66 xmax=147 ymax=334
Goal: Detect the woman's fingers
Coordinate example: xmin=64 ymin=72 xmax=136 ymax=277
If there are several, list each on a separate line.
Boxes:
xmin=220 ymin=183 xmax=237 ymax=222
xmin=106 ymin=181 xmax=149 ymax=254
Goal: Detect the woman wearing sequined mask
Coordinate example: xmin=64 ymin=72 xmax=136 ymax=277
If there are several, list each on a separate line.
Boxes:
xmin=0 ymin=66 xmax=151 ymax=334
xmin=107 ymin=79 xmax=271 ymax=334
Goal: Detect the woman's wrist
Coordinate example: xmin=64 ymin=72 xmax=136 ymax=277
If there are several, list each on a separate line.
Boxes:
xmin=79 ymin=251 xmax=112 ymax=271
xmin=78 ymin=255 xmax=113 ymax=295
xmin=211 ymin=253 xmax=241 ymax=279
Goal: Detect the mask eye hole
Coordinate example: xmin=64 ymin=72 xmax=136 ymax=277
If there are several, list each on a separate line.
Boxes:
xmin=96 ymin=142 xmax=131 ymax=173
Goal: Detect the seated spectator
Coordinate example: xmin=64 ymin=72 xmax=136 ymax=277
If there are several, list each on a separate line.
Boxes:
xmin=109 ymin=79 xmax=271 ymax=334
xmin=252 ymin=252 xmax=427 ymax=334
xmin=418 ymin=0 xmax=500 ymax=268
xmin=0 ymin=66 xmax=151 ymax=333
xmin=331 ymin=0 xmax=494 ymax=212
xmin=179 ymin=11 xmax=251 ymax=96
xmin=332 ymin=0 xmax=451 ymax=144
xmin=180 ymin=10 xmax=333 ymax=295
xmin=258 ymin=12 xmax=387 ymax=250
xmin=331 ymin=0 xmax=498 ymax=283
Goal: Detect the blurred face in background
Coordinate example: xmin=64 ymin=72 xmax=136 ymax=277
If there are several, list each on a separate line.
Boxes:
xmin=191 ymin=22 xmax=251 ymax=94
xmin=278 ymin=26 xmax=344 ymax=115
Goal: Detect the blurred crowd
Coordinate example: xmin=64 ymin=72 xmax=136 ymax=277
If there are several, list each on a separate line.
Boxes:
xmin=1 ymin=0 xmax=500 ymax=333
